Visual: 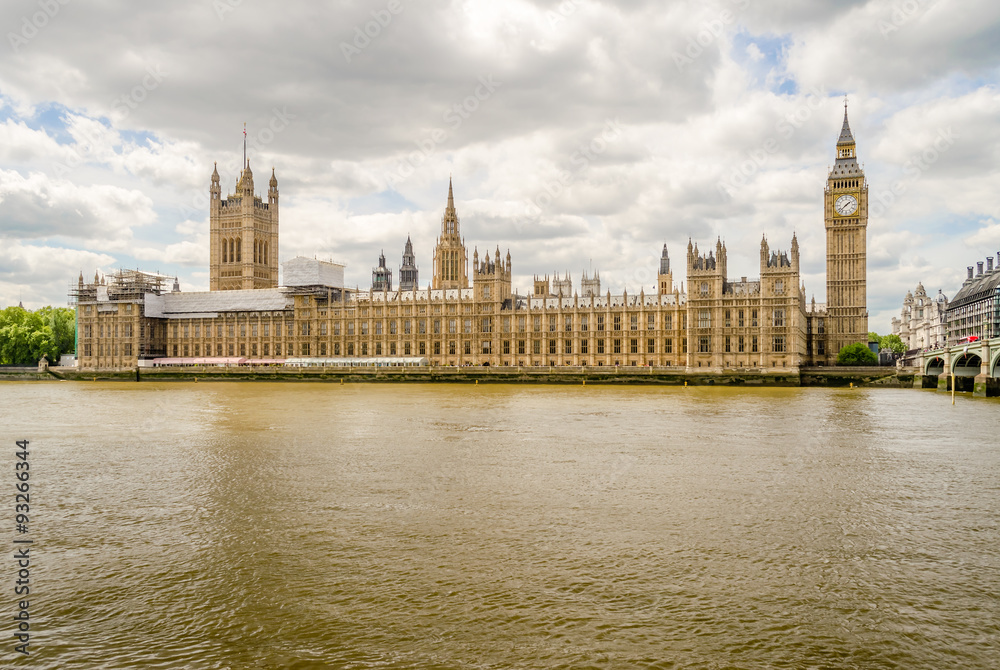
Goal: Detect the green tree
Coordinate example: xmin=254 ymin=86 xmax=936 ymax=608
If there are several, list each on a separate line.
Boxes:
xmin=880 ymin=333 xmax=906 ymax=354
xmin=868 ymin=331 xmax=882 ymax=345
xmin=0 ymin=305 xmax=75 ymax=365
xmin=837 ymin=342 xmax=878 ymax=366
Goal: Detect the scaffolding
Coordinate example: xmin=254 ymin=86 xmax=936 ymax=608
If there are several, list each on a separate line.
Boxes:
xmin=69 ymin=269 xmax=169 ymax=305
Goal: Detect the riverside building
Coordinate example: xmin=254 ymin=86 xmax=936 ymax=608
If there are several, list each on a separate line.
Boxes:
xmin=71 ymin=111 xmax=870 ymax=370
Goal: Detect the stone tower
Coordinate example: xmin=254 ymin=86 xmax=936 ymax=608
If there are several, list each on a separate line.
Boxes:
xmin=657 ymin=243 xmax=673 ymax=295
xmin=210 ymin=161 xmax=279 ymax=291
xmin=581 ymin=270 xmax=601 ymax=297
xmin=824 ymin=102 xmax=868 ymax=360
xmin=432 ymin=177 xmax=469 ymax=290
xmin=372 ymin=250 xmax=392 ymax=292
xmin=399 ymin=236 xmax=419 ymax=291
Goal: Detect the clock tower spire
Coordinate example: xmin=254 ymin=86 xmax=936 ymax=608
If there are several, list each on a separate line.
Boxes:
xmin=823 ymin=99 xmax=868 ymax=363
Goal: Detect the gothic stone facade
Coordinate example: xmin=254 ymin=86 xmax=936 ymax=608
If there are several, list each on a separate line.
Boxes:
xmin=73 ymin=112 xmax=869 ymax=370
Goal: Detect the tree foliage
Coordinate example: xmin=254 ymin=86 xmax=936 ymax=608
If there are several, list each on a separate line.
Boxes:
xmin=880 ymin=334 xmax=906 ymax=354
xmin=0 ymin=305 xmax=76 ymax=366
xmin=837 ymin=342 xmax=878 ymax=366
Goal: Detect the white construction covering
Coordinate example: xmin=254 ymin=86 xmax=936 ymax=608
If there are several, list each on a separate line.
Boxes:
xmin=144 ymin=289 xmax=292 ymax=318
xmin=283 ymin=257 xmax=345 ymax=289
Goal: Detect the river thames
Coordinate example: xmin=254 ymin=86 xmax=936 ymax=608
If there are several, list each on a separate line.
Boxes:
xmin=2 ymin=383 xmax=998 ymax=669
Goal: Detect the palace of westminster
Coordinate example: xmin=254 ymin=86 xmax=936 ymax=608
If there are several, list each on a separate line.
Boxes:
xmin=71 ymin=111 xmax=870 ymax=370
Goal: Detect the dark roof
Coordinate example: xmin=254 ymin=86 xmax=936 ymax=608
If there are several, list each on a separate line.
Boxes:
xmin=949 ymin=271 xmax=1000 ymax=310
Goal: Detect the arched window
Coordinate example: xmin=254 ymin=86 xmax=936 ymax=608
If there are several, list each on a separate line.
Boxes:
xmin=222 ymin=239 xmax=228 ymax=263
xmin=263 ymin=242 xmax=267 ymax=265
xmin=236 ymin=239 xmax=241 ymax=262
xmin=229 ymin=239 xmax=235 ymax=263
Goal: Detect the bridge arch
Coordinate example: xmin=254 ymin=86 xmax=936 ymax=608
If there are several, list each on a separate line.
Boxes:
xmin=952 ymin=352 xmax=982 ymax=376
xmin=992 ymin=349 xmax=1000 ymax=378
xmin=925 ymin=356 xmax=946 ymax=376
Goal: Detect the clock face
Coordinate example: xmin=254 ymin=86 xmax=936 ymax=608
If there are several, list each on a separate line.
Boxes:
xmin=835 ymin=194 xmax=858 ymax=216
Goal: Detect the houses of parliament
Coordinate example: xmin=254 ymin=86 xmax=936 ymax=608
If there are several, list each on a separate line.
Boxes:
xmin=71 ymin=110 xmax=869 ymax=370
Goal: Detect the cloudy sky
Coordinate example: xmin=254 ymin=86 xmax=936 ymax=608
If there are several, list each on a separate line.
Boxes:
xmin=1 ymin=0 xmax=998 ymax=331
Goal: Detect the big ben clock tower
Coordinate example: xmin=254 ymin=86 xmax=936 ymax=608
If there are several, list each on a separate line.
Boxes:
xmin=824 ymin=101 xmax=868 ymax=362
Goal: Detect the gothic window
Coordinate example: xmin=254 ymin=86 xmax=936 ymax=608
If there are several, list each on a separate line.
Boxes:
xmin=347 ymin=322 xmax=355 ymax=335
xmin=647 ymin=314 xmax=655 ymax=330
xmin=613 ymin=339 xmax=622 ymax=354
xmin=565 ymin=340 xmax=572 ymax=355
xmin=647 ymin=339 xmax=655 ymax=354
xmin=375 ymin=322 xmax=383 ymax=335
xmin=320 ymin=323 xmax=327 ymax=336
xmin=548 ymin=340 xmax=556 ymax=355
xmin=581 ymin=317 xmax=589 ymax=332
xmin=773 ymin=309 xmax=785 ymax=327
xmin=725 ymin=336 xmax=731 ymax=353
xmin=738 ymin=336 xmax=745 ymax=353
xmin=361 ymin=343 xmax=367 ymax=355
xmin=630 ymin=315 xmax=638 ymax=330
xmin=464 ymin=319 xmax=472 ymax=334
xmin=517 ymin=341 xmax=526 ymax=355
xmin=581 ymin=339 xmax=589 ymax=354
xmin=752 ymin=336 xmax=759 ymax=353
xmin=503 ymin=341 xmax=511 ymax=355
xmin=390 ymin=320 xmax=397 ymax=335
xmin=597 ymin=315 xmax=605 ymax=331
xmin=449 ymin=319 xmax=456 ymax=334
xmin=698 ymin=336 xmax=710 ymax=353
xmin=725 ymin=310 xmax=731 ymax=328
xmin=465 ymin=341 xmax=472 ymax=355
xmin=775 ymin=280 xmax=784 ymax=294
xmin=630 ymin=339 xmax=638 ymax=354
xmin=665 ymin=338 xmax=672 ymax=353
xmin=699 ymin=310 xmax=710 ymax=328
xmin=773 ymin=336 xmax=785 ymax=353
xmin=482 ymin=341 xmax=491 ymax=355
xmin=738 ymin=310 xmax=745 ymax=328
xmin=418 ymin=320 xmax=426 ymax=334
xmin=236 ymin=239 xmax=241 ymax=262
xmin=565 ymin=316 xmax=572 ymax=332
xmin=614 ymin=315 xmax=622 ymax=331
xmin=664 ymin=314 xmax=672 ymax=330
xmin=376 ymin=343 xmax=382 ymax=356
xmin=347 ymin=343 xmax=355 ymax=356
xmin=403 ymin=319 xmax=411 ymax=334
xmin=751 ymin=310 xmax=758 ymax=327
xmin=533 ymin=316 xmax=541 ymax=332
xmin=597 ymin=339 xmax=606 ymax=354
xmin=548 ymin=317 xmax=556 ymax=332
xmin=700 ymin=282 xmax=709 ymax=296
xmin=533 ymin=340 xmax=541 ymax=355
xmin=222 ymin=242 xmax=228 ymax=263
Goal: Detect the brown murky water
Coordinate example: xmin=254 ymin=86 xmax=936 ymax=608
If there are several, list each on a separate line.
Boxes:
xmin=1 ymin=382 xmax=999 ymax=669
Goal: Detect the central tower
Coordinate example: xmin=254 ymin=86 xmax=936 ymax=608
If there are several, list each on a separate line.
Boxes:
xmin=210 ymin=161 xmax=279 ymax=291
xmin=432 ymin=178 xmax=469 ymax=290
xmin=824 ymin=102 xmax=868 ymax=360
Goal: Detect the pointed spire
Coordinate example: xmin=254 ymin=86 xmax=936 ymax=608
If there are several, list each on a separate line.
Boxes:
xmin=447 ymin=175 xmax=455 ymax=212
xmin=838 ymin=98 xmax=855 ymax=145
xmin=211 ymin=161 xmax=220 ymax=182
xmin=269 ymin=167 xmax=277 ymax=189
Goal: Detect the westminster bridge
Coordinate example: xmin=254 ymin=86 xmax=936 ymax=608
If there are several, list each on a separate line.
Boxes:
xmin=918 ymin=335 xmax=1000 ymax=396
